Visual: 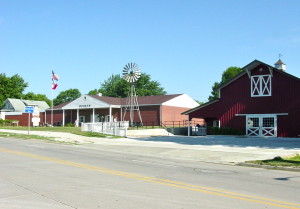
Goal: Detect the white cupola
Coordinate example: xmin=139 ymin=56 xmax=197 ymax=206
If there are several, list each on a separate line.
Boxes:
xmin=274 ymin=59 xmax=286 ymax=71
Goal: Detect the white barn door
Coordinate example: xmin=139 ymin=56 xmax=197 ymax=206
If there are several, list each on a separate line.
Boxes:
xmin=246 ymin=115 xmax=277 ymax=137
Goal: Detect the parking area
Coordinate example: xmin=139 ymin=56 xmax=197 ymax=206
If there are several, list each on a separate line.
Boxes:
xmin=1 ymin=129 xmax=300 ymax=164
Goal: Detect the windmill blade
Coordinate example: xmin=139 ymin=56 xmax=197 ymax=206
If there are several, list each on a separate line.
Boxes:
xmin=122 ymin=62 xmax=141 ymax=83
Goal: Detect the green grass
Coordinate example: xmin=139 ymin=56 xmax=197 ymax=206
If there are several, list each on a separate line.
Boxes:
xmin=0 ymin=131 xmax=53 ymax=140
xmin=0 ymin=126 xmax=121 ymax=138
xmin=0 ymin=132 xmax=79 ymax=144
xmin=247 ymin=154 xmax=300 ymax=168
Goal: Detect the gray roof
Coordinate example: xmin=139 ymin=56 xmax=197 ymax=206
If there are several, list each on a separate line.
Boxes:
xmin=51 ymin=94 xmax=185 ymax=110
xmin=1 ymin=98 xmax=50 ymax=112
xmin=275 ymin=59 xmax=285 ymax=65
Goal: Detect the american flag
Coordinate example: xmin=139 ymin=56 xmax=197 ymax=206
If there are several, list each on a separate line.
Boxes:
xmin=52 ymin=71 xmax=59 ymax=90
xmin=52 ymin=70 xmax=59 ymax=81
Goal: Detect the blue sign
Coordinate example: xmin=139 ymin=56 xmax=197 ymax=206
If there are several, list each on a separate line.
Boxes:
xmin=25 ymin=106 xmax=34 ymax=113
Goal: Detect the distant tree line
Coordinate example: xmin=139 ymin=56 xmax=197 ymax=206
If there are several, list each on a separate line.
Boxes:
xmin=1 ymin=67 xmax=242 ymax=108
xmin=0 ymin=72 xmax=167 ymax=107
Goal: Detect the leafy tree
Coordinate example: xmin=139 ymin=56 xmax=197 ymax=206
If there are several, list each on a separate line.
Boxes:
xmin=0 ymin=73 xmax=28 ymax=105
xmin=88 ymin=89 xmax=98 ymax=95
xmin=208 ymin=66 xmax=242 ymax=101
xmin=93 ymin=73 xmax=166 ymax=98
xmin=53 ymin=88 xmax=81 ymax=106
xmin=221 ymin=66 xmax=242 ymax=83
xmin=22 ymin=92 xmax=51 ymax=106
xmin=208 ymin=82 xmax=221 ymax=101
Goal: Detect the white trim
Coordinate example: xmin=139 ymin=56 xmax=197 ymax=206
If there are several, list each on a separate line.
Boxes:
xmin=188 ymin=115 xmax=190 ymax=136
xmin=268 ymin=67 xmax=273 ymax=77
xmin=251 ymin=75 xmax=272 ymax=97
xmin=62 ymin=110 xmax=65 ymax=126
xmin=245 ymin=68 xmax=251 ymax=78
xmin=109 ymin=106 xmax=112 ymax=122
xmin=92 ymin=108 xmax=95 ymax=123
xmin=246 ymin=114 xmax=277 ymax=137
xmin=236 ymin=113 xmax=288 ymax=116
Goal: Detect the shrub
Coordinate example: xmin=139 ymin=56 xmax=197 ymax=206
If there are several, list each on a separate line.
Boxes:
xmin=0 ymin=119 xmax=13 ymax=126
xmin=65 ymin=123 xmax=74 ymax=127
xmin=207 ymin=126 xmax=244 ymax=135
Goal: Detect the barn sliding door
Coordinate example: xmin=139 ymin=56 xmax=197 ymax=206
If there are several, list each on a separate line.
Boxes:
xmin=246 ymin=115 xmax=277 ymax=137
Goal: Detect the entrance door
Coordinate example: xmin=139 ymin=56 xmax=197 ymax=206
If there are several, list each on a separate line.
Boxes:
xmin=79 ymin=116 xmax=85 ymax=124
xmin=246 ymin=115 xmax=277 ymax=137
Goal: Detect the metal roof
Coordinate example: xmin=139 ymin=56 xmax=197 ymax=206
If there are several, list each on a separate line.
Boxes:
xmin=1 ymin=98 xmax=50 ymax=112
xmin=50 ymin=94 xmax=185 ymax=110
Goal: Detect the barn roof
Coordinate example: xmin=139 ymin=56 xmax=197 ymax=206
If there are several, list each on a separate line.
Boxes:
xmin=182 ymin=99 xmax=219 ymax=115
xmin=218 ymin=59 xmax=300 ymax=90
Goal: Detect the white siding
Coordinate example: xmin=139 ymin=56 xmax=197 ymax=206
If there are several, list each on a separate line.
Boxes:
xmin=162 ymin=94 xmax=199 ymax=108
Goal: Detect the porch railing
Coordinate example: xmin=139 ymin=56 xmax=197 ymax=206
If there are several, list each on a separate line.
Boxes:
xmin=81 ymin=121 xmax=129 ymax=137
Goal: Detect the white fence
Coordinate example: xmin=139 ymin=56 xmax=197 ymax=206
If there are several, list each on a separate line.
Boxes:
xmin=81 ymin=121 xmax=129 ymax=137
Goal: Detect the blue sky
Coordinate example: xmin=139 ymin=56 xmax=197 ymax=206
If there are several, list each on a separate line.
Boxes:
xmin=1 ymin=0 xmax=300 ymax=102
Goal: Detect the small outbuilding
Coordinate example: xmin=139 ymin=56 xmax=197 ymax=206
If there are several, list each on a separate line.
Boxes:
xmin=183 ymin=59 xmax=300 ymax=137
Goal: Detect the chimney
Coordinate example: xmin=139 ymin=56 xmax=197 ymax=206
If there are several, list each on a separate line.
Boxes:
xmin=97 ymin=92 xmax=102 ymax=96
xmin=274 ymin=59 xmax=286 ymax=71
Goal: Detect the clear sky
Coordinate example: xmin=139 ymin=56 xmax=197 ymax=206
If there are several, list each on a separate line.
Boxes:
xmin=1 ymin=0 xmax=300 ymax=102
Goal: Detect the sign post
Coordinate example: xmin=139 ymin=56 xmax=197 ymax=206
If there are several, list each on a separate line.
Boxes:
xmin=25 ymin=106 xmax=34 ymax=135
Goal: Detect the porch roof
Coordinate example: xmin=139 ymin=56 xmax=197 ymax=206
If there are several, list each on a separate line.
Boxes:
xmin=49 ymin=94 xmax=185 ymax=110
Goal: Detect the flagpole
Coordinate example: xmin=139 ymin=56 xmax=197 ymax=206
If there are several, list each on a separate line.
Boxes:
xmin=51 ymin=88 xmax=53 ymax=127
xmin=51 ymin=65 xmax=54 ymax=127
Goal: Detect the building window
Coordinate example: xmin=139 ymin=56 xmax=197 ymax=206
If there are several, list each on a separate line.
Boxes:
xmin=251 ymin=75 xmax=271 ymax=97
xmin=213 ymin=120 xmax=220 ymax=128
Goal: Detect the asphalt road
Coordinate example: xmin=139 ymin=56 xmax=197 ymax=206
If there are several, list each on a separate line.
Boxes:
xmin=0 ymin=137 xmax=300 ymax=209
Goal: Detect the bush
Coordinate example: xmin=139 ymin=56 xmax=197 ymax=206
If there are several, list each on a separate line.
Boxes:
xmin=0 ymin=119 xmax=13 ymax=126
xmin=207 ymin=126 xmax=244 ymax=135
xmin=65 ymin=123 xmax=74 ymax=127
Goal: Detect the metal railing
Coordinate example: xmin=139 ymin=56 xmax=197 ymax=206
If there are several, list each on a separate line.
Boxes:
xmin=128 ymin=120 xmax=204 ymax=129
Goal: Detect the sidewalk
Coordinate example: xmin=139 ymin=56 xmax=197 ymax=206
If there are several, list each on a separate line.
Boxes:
xmin=0 ymin=129 xmax=299 ymax=164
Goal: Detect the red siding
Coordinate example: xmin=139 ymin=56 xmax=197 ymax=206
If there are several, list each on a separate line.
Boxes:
xmin=190 ymin=64 xmax=300 ymax=137
xmin=6 ymin=112 xmax=46 ymax=126
xmin=161 ymin=105 xmax=189 ymax=123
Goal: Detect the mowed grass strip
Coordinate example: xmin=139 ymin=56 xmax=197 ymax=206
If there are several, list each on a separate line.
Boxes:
xmin=248 ymin=154 xmax=300 ymax=168
xmin=0 ymin=126 xmax=121 ymax=138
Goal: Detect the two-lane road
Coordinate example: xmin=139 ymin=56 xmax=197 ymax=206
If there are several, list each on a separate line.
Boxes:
xmin=0 ymin=137 xmax=299 ymax=209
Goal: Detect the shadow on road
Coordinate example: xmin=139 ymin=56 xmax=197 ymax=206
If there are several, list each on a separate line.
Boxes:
xmin=129 ymin=135 xmax=300 ymax=149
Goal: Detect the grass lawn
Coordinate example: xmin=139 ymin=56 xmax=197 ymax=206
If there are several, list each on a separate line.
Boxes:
xmin=0 ymin=126 xmax=120 ymax=138
xmin=247 ymin=154 xmax=300 ymax=168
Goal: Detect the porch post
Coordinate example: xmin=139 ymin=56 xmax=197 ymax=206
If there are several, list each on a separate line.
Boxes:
xmin=120 ymin=106 xmax=123 ymax=121
xmin=109 ymin=106 xmax=112 ymax=122
xmin=92 ymin=108 xmax=95 ymax=123
xmin=62 ymin=109 xmax=65 ymax=127
xmin=188 ymin=115 xmax=190 ymax=136
xmin=77 ymin=109 xmax=79 ymax=126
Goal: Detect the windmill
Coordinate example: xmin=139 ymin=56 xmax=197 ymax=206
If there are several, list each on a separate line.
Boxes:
xmin=122 ymin=62 xmax=143 ymax=126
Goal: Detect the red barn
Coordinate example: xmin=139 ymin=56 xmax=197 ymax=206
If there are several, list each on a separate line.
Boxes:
xmin=183 ymin=59 xmax=300 ymax=137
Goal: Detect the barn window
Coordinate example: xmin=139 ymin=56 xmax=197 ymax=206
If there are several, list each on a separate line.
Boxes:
xmin=251 ymin=75 xmax=271 ymax=97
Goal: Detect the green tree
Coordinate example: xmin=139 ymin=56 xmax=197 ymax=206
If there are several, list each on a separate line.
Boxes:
xmin=221 ymin=66 xmax=242 ymax=83
xmin=22 ymin=92 xmax=51 ymax=106
xmin=93 ymin=73 xmax=166 ymax=98
xmin=88 ymin=89 xmax=98 ymax=95
xmin=208 ymin=66 xmax=242 ymax=101
xmin=53 ymin=89 xmax=81 ymax=106
xmin=0 ymin=73 xmax=28 ymax=105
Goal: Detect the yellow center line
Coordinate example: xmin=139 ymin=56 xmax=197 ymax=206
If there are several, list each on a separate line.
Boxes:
xmin=1 ymin=147 xmax=299 ymax=209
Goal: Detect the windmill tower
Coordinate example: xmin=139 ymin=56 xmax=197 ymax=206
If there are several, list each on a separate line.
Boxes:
xmin=122 ymin=62 xmax=143 ymax=126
